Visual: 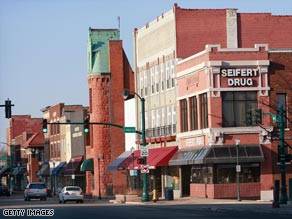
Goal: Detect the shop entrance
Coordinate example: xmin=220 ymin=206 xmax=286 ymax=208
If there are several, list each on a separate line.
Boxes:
xmin=181 ymin=165 xmax=191 ymax=196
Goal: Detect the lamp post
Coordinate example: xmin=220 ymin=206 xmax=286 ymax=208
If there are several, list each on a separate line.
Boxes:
xmin=97 ymin=153 xmax=102 ymax=199
xmin=123 ymin=89 xmax=149 ymax=202
xmin=71 ymin=158 xmax=75 ymax=186
xmin=130 ymin=146 xmax=135 ymax=190
xmin=52 ymin=160 xmax=56 ymax=196
xmin=235 ymin=138 xmax=241 ymax=202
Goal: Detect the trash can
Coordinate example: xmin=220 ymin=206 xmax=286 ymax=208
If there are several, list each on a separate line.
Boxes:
xmin=164 ymin=187 xmax=174 ymax=200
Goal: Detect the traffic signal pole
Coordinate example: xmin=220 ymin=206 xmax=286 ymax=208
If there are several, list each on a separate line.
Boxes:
xmin=278 ymin=105 xmax=288 ymax=204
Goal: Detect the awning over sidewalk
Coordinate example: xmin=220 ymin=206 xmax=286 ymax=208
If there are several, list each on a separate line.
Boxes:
xmin=125 ymin=146 xmax=178 ymax=170
xmin=36 ymin=163 xmax=50 ymax=177
xmin=64 ymin=156 xmax=84 ymax=176
xmin=0 ymin=165 xmax=10 ymax=177
xmin=52 ymin=162 xmax=66 ymax=175
xmin=80 ymin=158 xmax=94 ymax=172
xmin=107 ymin=151 xmax=132 ymax=171
xmin=13 ymin=167 xmax=25 ymax=176
xmin=169 ymin=144 xmax=264 ymax=166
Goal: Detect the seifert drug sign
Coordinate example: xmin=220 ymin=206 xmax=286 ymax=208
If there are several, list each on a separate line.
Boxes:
xmin=221 ymin=68 xmax=258 ymax=87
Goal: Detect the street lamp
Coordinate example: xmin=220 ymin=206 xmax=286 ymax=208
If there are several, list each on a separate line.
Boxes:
xmin=52 ymin=160 xmax=56 ymax=196
xmin=235 ymin=138 xmax=241 ymax=202
xmin=130 ymin=146 xmax=135 ymax=190
xmin=123 ymin=89 xmax=149 ymax=202
xmin=97 ymin=153 xmax=102 ymax=199
xmin=71 ymin=158 xmax=75 ymax=186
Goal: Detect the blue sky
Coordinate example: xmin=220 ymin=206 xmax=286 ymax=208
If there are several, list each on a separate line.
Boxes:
xmin=0 ymin=0 xmax=292 ymax=144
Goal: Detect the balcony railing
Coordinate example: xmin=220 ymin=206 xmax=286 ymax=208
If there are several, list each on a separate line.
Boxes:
xmin=139 ymin=125 xmax=176 ymax=139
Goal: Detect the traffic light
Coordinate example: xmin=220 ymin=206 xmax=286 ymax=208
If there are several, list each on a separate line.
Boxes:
xmin=42 ymin=119 xmax=48 ymax=133
xmin=245 ymin=110 xmax=252 ymax=126
xmin=84 ymin=116 xmax=90 ymax=134
xmin=254 ymin=108 xmax=262 ymax=124
xmin=5 ymin=99 xmax=12 ymax=118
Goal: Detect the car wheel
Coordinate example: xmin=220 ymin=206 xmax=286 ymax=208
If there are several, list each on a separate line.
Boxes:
xmin=44 ymin=197 xmax=47 ymax=201
xmin=24 ymin=197 xmax=27 ymax=201
xmin=59 ymin=199 xmax=61 ymax=204
xmin=27 ymin=197 xmax=30 ymax=201
xmin=80 ymin=200 xmax=84 ymax=203
xmin=62 ymin=198 xmax=66 ymax=204
xmin=76 ymin=201 xmax=79 ymax=203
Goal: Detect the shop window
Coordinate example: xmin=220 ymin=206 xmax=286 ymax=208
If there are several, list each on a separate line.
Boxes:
xmin=222 ymin=91 xmax=257 ymax=127
xmin=215 ymin=164 xmax=260 ymax=184
xmin=191 ymin=165 xmax=213 ymax=184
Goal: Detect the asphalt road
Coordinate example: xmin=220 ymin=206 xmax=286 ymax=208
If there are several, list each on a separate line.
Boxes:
xmin=0 ymin=195 xmax=291 ymax=219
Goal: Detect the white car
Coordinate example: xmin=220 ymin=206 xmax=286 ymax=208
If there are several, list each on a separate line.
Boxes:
xmin=58 ymin=186 xmax=84 ymax=204
xmin=24 ymin=182 xmax=48 ymax=201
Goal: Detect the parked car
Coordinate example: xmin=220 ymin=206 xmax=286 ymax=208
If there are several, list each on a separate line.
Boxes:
xmin=0 ymin=186 xmax=10 ymax=196
xmin=58 ymin=186 xmax=84 ymax=204
xmin=24 ymin=182 xmax=48 ymax=201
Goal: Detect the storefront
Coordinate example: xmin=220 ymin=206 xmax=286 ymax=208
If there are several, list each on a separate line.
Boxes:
xmin=175 ymin=44 xmax=273 ymax=199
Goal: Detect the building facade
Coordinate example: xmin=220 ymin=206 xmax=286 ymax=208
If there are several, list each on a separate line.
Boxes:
xmin=85 ymin=28 xmax=134 ymax=196
xmin=133 ymin=4 xmax=292 ymax=199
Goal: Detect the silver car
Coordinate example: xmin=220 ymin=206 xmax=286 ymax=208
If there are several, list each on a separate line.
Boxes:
xmin=59 ymin=186 xmax=84 ymax=204
xmin=24 ymin=182 xmax=48 ymax=201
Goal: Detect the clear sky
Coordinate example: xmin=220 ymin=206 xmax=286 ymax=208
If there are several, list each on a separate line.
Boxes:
xmin=0 ymin=0 xmax=292 ymax=144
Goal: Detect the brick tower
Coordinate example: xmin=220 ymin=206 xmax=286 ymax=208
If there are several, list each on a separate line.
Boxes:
xmin=86 ymin=28 xmax=134 ymax=196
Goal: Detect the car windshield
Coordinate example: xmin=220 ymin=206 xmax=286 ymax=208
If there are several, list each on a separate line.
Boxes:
xmin=29 ymin=184 xmax=46 ymax=189
xmin=66 ymin=187 xmax=81 ymax=191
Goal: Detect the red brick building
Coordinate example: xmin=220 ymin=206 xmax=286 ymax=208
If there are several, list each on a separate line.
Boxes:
xmin=85 ymin=28 xmax=134 ymax=196
xmin=6 ymin=115 xmax=44 ymax=190
xmin=133 ymin=4 xmax=292 ymax=200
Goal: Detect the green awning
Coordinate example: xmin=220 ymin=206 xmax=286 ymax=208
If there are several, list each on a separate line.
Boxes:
xmin=80 ymin=158 xmax=94 ymax=172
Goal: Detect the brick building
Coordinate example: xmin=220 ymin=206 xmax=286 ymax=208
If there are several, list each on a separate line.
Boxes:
xmin=6 ymin=115 xmax=45 ymax=190
xmin=41 ymin=103 xmax=87 ymax=194
xmin=133 ymin=4 xmax=292 ymax=199
xmin=85 ymin=28 xmax=134 ymax=196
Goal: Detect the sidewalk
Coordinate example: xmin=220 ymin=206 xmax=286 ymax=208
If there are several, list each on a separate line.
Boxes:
xmin=142 ymin=197 xmax=292 ymax=215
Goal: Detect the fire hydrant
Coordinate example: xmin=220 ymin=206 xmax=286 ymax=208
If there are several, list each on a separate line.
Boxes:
xmin=152 ymin=189 xmax=157 ymax=202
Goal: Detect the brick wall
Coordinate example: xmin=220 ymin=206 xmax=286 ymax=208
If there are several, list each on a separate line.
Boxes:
xmin=190 ymin=183 xmax=261 ymax=199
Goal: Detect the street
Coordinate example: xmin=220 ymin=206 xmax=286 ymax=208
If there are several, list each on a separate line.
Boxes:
xmin=0 ymin=195 xmax=291 ymax=219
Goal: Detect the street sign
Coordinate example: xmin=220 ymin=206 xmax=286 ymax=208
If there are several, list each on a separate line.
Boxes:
xmin=140 ymin=146 xmax=149 ymax=157
xmin=236 ymin=165 xmax=241 ymax=173
xmin=123 ymin=126 xmax=136 ymax=133
xmin=130 ymin=170 xmax=138 ymax=176
xmin=140 ymin=165 xmax=149 ymax=173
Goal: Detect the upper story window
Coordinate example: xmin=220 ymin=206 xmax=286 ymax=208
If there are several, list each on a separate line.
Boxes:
xmin=180 ymin=99 xmax=188 ymax=132
xmin=276 ymin=93 xmax=287 ymax=128
xmin=160 ymin=62 xmax=165 ymax=91
xmin=222 ymin=91 xmax=257 ymax=127
xmin=200 ymin=93 xmax=209 ymax=129
xmin=190 ymin=96 xmax=198 ymax=131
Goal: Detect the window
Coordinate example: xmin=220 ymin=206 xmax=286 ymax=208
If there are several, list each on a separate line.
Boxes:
xmin=190 ymin=96 xmax=198 ymax=130
xmin=180 ymin=99 xmax=188 ymax=132
xmin=150 ymin=67 xmax=155 ymax=94
xmin=155 ymin=65 xmax=159 ymax=93
xmin=200 ymin=93 xmax=209 ymax=129
xmin=140 ymin=71 xmax=144 ymax=97
xmin=191 ymin=165 xmax=213 ymax=184
xmin=144 ymin=70 xmax=148 ymax=96
xmin=276 ymin=93 xmax=287 ymax=128
xmin=172 ymin=105 xmax=176 ymax=134
xmin=171 ymin=59 xmax=175 ymax=87
xmin=160 ymin=63 xmax=165 ymax=90
xmin=166 ymin=60 xmax=171 ymax=89
xmin=215 ymin=164 xmax=260 ymax=184
xmin=222 ymin=91 xmax=257 ymax=127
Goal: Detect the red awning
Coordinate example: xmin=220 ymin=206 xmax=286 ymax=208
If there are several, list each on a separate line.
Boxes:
xmin=120 ymin=146 xmax=178 ymax=170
